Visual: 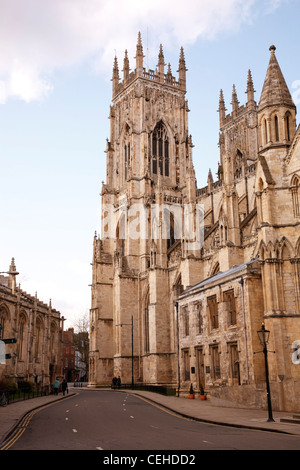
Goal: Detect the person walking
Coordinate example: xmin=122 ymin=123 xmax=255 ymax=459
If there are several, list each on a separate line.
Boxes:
xmin=117 ymin=376 xmax=121 ymax=389
xmin=62 ymin=379 xmax=68 ymax=396
xmin=53 ymin=378 xmax=60 ymax=395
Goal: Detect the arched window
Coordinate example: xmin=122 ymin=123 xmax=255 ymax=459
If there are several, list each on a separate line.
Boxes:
xmin=151 ymin=122 xmax=169 ymax=177
xmin=211 ymin=262 xmax=220 ymax=276
xmin=0 ymin=305 xmax=9 ymax=339
xmin=285 ymin=113 xmax=291 ymax=141
xmin=163 ymin=209 xmax=177 ymax=250
xmin=234 ymin=150 xmax=243 ymax=179
xmin=274 ymin=115 xmax=279 ymax=142
xmin=116 ymin=213 xmax=126 ymax=256
xmin=264 ymin=119 xmax=268 ymax=146
xmin=291 ymin=175 xmax=300 ymax=217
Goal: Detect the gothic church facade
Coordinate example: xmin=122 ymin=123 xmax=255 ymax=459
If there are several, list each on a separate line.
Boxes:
xmin=89 ymin=35 xmax=300 ymax=411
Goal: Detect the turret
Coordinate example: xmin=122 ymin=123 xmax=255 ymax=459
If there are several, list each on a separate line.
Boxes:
xmin=258 ymin=45 xmax=296 ymax=151
xmin=8 ymin=257 xmax=19 ymax=294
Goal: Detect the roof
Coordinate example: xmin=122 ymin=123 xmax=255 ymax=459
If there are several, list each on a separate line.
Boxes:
xmin=180 ymin=259 xmax=261 ymax=297
xmin=258 ymin=45 xmax=295 ymax=113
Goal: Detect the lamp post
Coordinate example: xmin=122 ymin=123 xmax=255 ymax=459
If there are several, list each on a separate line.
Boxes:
xmin=116 ymin=316 xmax=134 ymax=389
xmin=257 ymin=323 xmax=274 ymax=422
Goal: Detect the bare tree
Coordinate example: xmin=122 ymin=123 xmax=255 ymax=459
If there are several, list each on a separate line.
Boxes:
xmin=72 ymin=311 xmax=89 ymax=381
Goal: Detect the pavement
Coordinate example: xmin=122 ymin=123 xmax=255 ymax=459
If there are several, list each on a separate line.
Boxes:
xmin=1 ymin=384 xmax=300 ymax=448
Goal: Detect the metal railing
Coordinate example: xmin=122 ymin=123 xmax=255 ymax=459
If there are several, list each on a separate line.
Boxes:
xmin=0 ymin=385 xmax=51 ymax=406
xmin=115 ymin=384 xmax=176 ymax=396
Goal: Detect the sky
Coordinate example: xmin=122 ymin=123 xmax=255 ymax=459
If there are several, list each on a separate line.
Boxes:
xmin=0 ymin=0 xmax=299 ymax=329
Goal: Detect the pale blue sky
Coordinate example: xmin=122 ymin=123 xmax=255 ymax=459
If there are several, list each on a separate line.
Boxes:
xmin=0 ymin=0 xmax=299 ymax=328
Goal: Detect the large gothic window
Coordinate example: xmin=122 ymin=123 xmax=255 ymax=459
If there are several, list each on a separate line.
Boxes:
xmin=151 ymin=122 xmax=169 ymax=177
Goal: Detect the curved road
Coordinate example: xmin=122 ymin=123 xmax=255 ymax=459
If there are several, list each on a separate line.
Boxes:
xmin=5 ymin=390 xmax=300 ymax=450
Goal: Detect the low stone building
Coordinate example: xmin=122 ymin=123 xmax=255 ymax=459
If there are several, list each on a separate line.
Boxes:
xmin=0 ymin=258 xmax=64 ymax=388
xmin=177 ymin=260 xmax=265 ymax=405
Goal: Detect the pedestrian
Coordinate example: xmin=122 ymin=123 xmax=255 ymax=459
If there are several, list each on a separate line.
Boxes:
xmin=112 ymin=377 xmax=117 ymax=389
xmin=117 ymin=376 xmax=121 ymax=389
xmin=62 ymin=379 xmax=68 ymax=396
xmin=53 ymin=378 xmax=60 ymax=395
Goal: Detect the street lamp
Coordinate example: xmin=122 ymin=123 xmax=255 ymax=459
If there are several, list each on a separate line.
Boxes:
xmin=257 ymin=323 xmax=274 ymax=422
xmin=116 ymin=316 xmax=134 ymax=389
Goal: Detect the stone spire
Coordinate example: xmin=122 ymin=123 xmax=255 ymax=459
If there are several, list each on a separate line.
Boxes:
xmin=231 ymin=84 xmax=239 ymax=116
xmin=112 ymin=55 xmax=120 ymax=97
xmin=122 ymin=49 xmax=130 ymax=83
xmin=178 ymin=47 xmax=187 ymax=91
xmin=246 ymin=70 xmax=256 ymax=109
xmin=166 ymin=63 xmax=172 ymax=84
xmin=218 ymin=89 xmax=226 ymax=126
xmin=157 ymin=44 xmax=165 ymax=82
xmin=258 ymin=45 xmax=295 ymax=113
xmin=207 ymin=168 xmax=214 ymax=192
xmin=135 ymin=31 xmax=144 ymax=75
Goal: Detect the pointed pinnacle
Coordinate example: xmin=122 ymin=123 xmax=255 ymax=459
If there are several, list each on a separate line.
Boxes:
xmin=231 ymin=84 xmax=239 ymax=104
xmin=247 ymin=69 xmax=255 ymax=91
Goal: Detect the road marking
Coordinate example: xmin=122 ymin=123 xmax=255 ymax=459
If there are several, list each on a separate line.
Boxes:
xmin=130 ymin=416 xmax=134 ymax=419
xmin=96 ymin=447 xmax=104 ymax=450
xmin=0 ymin=393 xmax=78 ymax=450
xmin=72 ymin=429 xmax=78 ymax=433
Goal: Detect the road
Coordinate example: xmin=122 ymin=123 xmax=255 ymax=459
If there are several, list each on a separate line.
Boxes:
xmin=5 ymin=390 xmax=300 ymax=451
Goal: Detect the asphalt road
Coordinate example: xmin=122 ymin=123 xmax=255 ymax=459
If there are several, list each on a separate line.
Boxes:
xmin=6 ymin=390 xmax=300 ymax=451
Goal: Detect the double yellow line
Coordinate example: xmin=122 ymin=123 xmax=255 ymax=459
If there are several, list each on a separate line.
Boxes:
xmin=0 ymin=393 xmax=77 ymax=450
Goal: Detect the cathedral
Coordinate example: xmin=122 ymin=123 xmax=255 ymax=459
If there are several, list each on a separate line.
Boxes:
xmin=89 ymin=34 xmax=300 ymax=412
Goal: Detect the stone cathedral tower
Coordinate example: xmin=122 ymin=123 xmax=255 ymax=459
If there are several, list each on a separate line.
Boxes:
xmin=89 ymin=39 xmax=300 ymax=411
xmin=89 ymin=33 xmax=199 ymax=387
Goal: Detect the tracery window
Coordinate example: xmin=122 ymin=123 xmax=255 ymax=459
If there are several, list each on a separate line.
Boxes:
xmin=151 ymin=122 xmax=169 ymax=177
xmin=234 ymin=150 xmax=243 ymax=179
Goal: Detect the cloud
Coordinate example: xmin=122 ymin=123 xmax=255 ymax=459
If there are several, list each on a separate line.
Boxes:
xmin=0 ymin=0 xmax=285 ymax=103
